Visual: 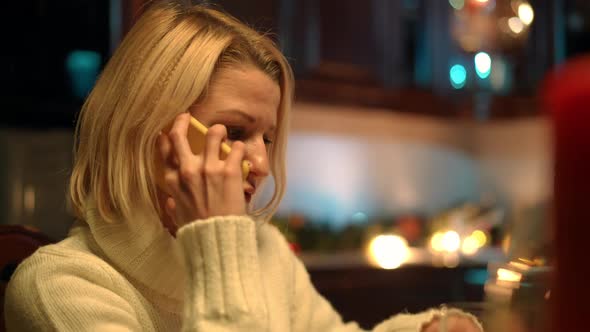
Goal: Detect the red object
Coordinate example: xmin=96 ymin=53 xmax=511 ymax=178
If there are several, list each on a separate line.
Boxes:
xmin=396 ymin=216 xmax=422 ymax=244
xmin=0 ymin=225 xmax=53 ymax=332
xmin=288 ymin=242 xmax=301 ymax=254
xmin=543 ymin=56 xmax=590 ymax=332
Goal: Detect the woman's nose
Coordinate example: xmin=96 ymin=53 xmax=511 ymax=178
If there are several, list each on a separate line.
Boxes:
xmin=245 ymin=137 xmax=270 ymax=179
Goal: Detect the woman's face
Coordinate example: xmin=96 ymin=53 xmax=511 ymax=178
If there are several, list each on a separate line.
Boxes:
xmin=190 ymin=66 xmax=281 ymax=201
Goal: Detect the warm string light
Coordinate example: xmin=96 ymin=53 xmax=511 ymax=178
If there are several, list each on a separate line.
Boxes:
xmin=497 ymin=268 xmax=522 ymax=282
xmin=518 ymin=3 xmax=534 ymax=25
xmin=475 ymin=52 xmax=492 ymax=79
xmin=430 ymin=230 xmax=488 ymax=255
xmin=449 ymin=0 xmax=535 ymax=89
xmin=367 ymin=234 xmax=410 ymax=269
xmin=508 ymin=16 xmax=525 ymax=34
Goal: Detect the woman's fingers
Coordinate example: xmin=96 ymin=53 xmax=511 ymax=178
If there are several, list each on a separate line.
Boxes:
xmin=157 ymin=132 xmax=178 ymax=168
xmin=224 ymin=140 xmax=246 ymax=179
xmin=421 ymin=315 xmax=482 ymax=332
xmin=202 ymin=124 xmax=226 ymax=189
xmin=168 ymin=113 xmax=194 ymax=166
xmin=222 ymin=141 xmax=247 ymax=214
xmin=157 ymin=128 xmax=201 ymax=203
xmin=165 ymin=197 xmax=176 ymax=222
xmin=168 ymin=113 xmax=203 ymax=195
xmin=156 ymin=114 xmax=247 ymax=222
xmin=204 ymin=124 xmax=226 ymax=164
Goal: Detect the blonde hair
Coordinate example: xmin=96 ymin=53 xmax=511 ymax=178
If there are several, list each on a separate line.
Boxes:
xmin=69 ymin=1 xmax=294 ymax=223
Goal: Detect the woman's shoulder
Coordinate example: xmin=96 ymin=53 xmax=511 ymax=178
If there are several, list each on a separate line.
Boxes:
xmin=4 ymin=233 xmax=146 ymax=332
xmin=7 ymin=232 xmax=122 ymax=297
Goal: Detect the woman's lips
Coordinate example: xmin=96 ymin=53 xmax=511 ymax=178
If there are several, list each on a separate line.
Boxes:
xmin=244 ymin=186 xmax=255 ymax=203
xmin=244 ymin=179 xmax=256 ymax=204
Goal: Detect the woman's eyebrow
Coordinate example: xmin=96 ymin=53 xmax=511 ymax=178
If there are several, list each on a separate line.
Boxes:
xmin=216 ymin=109 xmax=256 ymax=123
xmin=216 ymin=109 xmax=277 ymax=131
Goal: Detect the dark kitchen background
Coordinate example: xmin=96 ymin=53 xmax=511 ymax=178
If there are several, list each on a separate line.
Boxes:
xmin=3 ymin=0 xmax=589 ymax=330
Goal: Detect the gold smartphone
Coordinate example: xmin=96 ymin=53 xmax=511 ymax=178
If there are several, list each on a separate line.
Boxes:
xmin=158 ymin=115 xmax=250 ymax=180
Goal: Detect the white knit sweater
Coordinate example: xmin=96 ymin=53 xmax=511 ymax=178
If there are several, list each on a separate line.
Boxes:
xmin=4 ymin=206 xmax=481 ymax=331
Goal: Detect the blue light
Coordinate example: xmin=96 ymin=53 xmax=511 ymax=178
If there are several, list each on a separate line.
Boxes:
xmin=351 ymin=212 xmax=369 ymax=224
xmin=449 ymin=0 xmax=465 ymax=10
xmin=66 ymin=50 xmax=102 ymax=99
xmin=474 ymin=52 xmax=492 ymax=79
xmin=464 ymin=268 xmax=489 ymax=285
xmin=449 ymin=64 xmax=467 ymax=89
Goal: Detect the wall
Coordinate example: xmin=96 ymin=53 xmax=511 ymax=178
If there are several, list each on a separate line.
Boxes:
xmin=0 ymin=102 xmax=552 ymax=239
xmin=0 ymin=129 xmax=74 ymax=240
xmin=277 ymin=102 xmax=552 ymax=228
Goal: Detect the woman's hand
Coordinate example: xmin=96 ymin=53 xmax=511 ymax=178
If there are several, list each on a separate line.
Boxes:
xmin=421 ymin=314 xmax=483 ymax=332
xmin=156 ymin=113 xmax=247 ymax=228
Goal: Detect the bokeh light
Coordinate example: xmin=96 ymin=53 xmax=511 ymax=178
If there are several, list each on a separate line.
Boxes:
xmin=461 ymin=235 xmax=480 ymax=255
xmin=449 ymin=64 xmax=467 ymax=89
xmin=497 ymin=268 xmax=522 ymax=282
xmin=518 ymin=3 xmax=534 ymax=26
xmin=430 ymin=232 xmax=444 ymax=252
xmin=471 ymin=230 xmax=487 ymax=247
xmin=441 ymin=230 xmax=461 ymax=252
xmin=367 ymin=234 xmax=410 ymax=269
xmin=508 ymin=17 xmax=525 ymax=34
xmin=449 ymin=0 xmax=465 ymax=10
xmin=474 ymin=52 xmax=492 ymax=79
xmin=65 ymin=50 xmax=102 ymax=99
xmin=351 ymin=211 xmax=369 ymax=224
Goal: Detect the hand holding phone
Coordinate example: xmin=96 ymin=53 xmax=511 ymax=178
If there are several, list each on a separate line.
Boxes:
xmin=157 ymin=115 xmax=250 ymax=180
xmin=184 ymin=116 xmax=250 ymax=179
xmin=154 ymin=113 xmax=250 ymax=227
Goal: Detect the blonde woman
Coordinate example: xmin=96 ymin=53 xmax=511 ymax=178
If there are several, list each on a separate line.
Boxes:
xmin=5 ymin=2 xmax=483 ymax=331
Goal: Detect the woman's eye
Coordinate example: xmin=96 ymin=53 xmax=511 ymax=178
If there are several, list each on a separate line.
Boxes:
xmin=225 ymin=126 xmax=273 ymax=145
xmin=226 ymin=127 xmax=245 ymax=141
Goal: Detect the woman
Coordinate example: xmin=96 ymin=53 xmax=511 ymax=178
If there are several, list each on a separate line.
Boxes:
xmin=5 ymin=2 xmax=483 ymax=331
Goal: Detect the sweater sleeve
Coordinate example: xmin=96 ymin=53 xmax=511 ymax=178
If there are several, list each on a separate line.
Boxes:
xmin=285 ymin=233 xmax=483 ymax=332
xmin=174 ymin=216 xmax=483 ymax=332
xmin=4 ymin=252 xmax=144 ymax=332
xmin=289 ymin=254 xmax=364 ymax=332
xmin=175 ymin=215 xmax=268 ymax=332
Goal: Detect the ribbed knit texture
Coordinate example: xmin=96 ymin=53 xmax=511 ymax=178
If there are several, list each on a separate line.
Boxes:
xmin=177 ymin=217 xmax=268 ymax=331
xmin=4 ymin=208 xmax=482 ymax=332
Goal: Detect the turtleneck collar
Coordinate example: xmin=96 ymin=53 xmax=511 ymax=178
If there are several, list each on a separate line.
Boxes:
xmin=81 ymin=200 xmax=186 ymax=303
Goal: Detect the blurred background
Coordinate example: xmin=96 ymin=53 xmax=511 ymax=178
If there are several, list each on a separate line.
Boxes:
xmin=3 ymin=0 xmax=588 ymax=330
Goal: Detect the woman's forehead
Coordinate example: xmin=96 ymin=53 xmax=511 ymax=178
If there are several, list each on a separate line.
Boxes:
xmin=196 ymin=66 xmax=280 ymax=121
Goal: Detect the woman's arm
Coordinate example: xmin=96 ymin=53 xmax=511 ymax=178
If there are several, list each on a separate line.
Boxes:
xmin=289 ymin=254 xmax=363 ymax=332
xmin=175 ymin=216 xmax=269 ymax=332
xmin=285 ymin=234 xmax=483 ymax=332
